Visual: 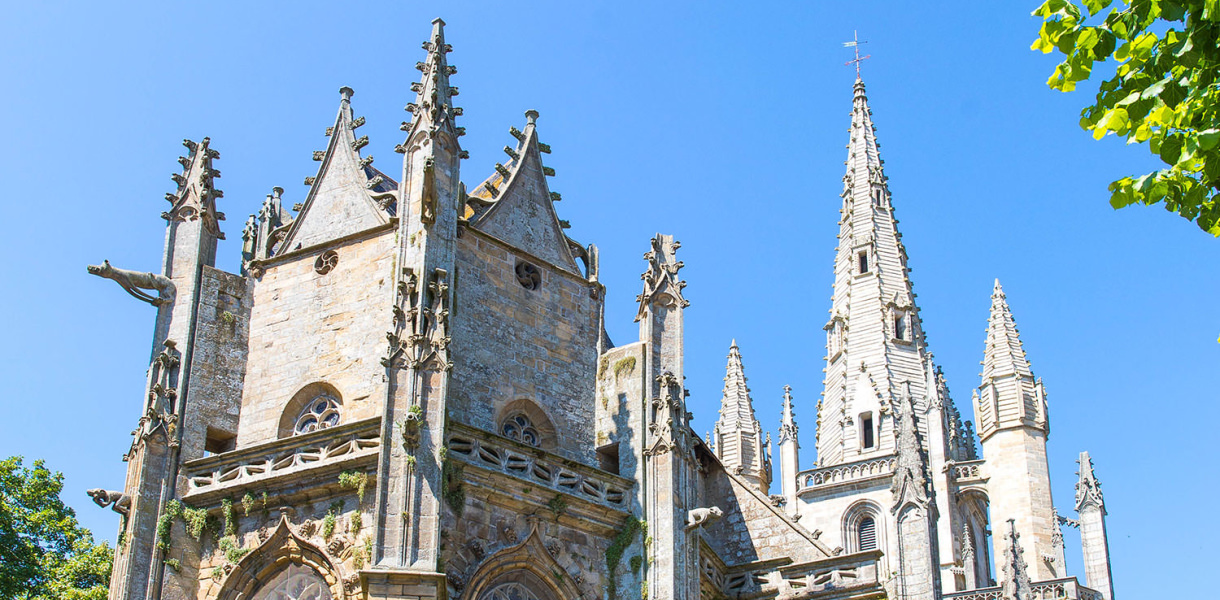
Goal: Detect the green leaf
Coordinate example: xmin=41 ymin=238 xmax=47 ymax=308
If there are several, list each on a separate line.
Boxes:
xmin=1082 ymin=0 xmax=1113 ymax=16
xmin=1160 ymin=81 xmax=1187 ymax=107
xmin=1159 ymin=134 xmax=1183 ymax=164
xmin=1094 ymin=107 xmax=1130 ymax=139
xmin=1199 ymin=130 xmax=1220 ymax=151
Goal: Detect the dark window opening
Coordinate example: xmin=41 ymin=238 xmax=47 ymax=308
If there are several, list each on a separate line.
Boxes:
xmin=862 ymin=415 xmax=875 ymax=449
xmin=597 ymin=443 xmax=621 ymax=475
xmin=858 ymin=251 xmax=869 ymax=274
xmin=204 ymin=427 xmax=236 ymax=456
xmin=895 ymin=314 xmax=907 ymax=341
xmin=858 ymin=516 xmax=877 ymax=550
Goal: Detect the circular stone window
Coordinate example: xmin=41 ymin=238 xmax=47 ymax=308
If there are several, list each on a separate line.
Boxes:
xmin=314 ymin=250 xmax=339 ymax=275
xmin=514 ymin=260 xmax=541 ymax=290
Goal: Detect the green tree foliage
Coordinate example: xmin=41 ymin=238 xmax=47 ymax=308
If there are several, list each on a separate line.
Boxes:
xmin=1032 ymin=0 xmax=1220 ymax=234
xmin=0 ymin=457 xmax=113 ymax=599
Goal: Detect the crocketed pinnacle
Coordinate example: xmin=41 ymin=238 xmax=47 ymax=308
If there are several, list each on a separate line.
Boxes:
xmin=1075 ymin=451 xmax=1105 ymax=512
xmin=778 ymin=385 xmax=798 ymax=445
xmin=982 ymin=279 xmax=1033 ymax=381
xmin=406 ymin=18 xmax=460 ymax=138
xmin=1000 ymin=519 xmax=1033 ymax=600
xmin=718 ymin=341 xmax=757 ymax=428
xmin=846 ymin=77 xmax=882 ymax=178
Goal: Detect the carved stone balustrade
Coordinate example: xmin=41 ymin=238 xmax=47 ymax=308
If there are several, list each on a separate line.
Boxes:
xmin=796 ymin=455 xmax=896 ymax=494
xmin=950 ymin=459 xmax=987 ymax=487
xmin=943 ymin=577 xmax=1103 ymax=600
xmin=705 ymin=550 xmax=884 ymax=599
xmin=446 ymin=421 xmax=633 ymax=512
xmin=181 ymin=418 xmax=380 ymax=506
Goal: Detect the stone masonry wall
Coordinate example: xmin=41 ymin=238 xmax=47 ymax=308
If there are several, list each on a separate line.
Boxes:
xmin=448 ymin=230 xmax=600 ymax=465
xmin=238 ymin=232 xmax=395 ymax=447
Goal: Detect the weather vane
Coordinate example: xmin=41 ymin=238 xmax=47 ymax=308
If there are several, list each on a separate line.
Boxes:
xmin=843 ymin=30 xmax=870 ymax=77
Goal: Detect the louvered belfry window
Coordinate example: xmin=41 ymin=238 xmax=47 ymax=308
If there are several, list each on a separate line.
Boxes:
xmin=858 ymin=516 xmax=877 ymax=551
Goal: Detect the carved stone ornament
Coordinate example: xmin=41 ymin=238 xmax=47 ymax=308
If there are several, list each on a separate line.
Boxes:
xmin=314 ymin=250 xmax=339 ymax=275
xmin=87 ymin=489 xmax=131 ymax=515
xmin=298 ymin=520 xmax=318 ymax=538
xmin=685 ymin=506 xmax=723 ymax=530
xmin=87 ymin=260 xmax=176 ymax=307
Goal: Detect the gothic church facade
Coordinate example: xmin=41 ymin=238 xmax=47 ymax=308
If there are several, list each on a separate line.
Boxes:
xmin=85 ymin=19 xmax=1115 ymax=600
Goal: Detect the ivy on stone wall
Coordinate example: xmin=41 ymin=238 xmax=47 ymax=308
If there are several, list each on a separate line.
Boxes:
xmin=605 ymin=516 xmax=644 ymax=598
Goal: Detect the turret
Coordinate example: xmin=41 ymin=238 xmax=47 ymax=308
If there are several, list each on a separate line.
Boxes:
xmin=973 ymin=280 xmax=1064 ymax=579
xmin=713 ymin=341 xmax=771 ymax=491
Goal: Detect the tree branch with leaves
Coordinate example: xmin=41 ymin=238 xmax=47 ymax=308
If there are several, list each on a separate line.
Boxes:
xmin=1033 ymin=0 xmax=1220 ymax=234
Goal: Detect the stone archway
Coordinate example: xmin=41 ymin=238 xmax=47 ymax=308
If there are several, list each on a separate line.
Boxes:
xmin=214 ymin=517 xmax=347 ymax=600
xmin=461 ymin=527 xmax=579 ymax=600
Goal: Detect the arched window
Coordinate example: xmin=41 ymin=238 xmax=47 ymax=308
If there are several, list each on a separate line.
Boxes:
xmin=481 ymin=582 xmax=544 ymax=600
xmin=253 ymin=564 xmax=332 ymax=600
xmin=293 ymin=394 xmax=341 ymax=436
xmin=858 ymin=516 xmax=877 ymax=551
xmin=501 ymin=413 xmax=540 ymax=447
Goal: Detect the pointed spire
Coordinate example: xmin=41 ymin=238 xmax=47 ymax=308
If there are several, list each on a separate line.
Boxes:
xmin=999 ymin=519 xmax=1033 ymax=600
xmin=778 ymin=385 xmax=798 ymax=445
xmin=983 ymin=279 xmax=1033 ymax=380
xmin=406 ymin=18 xmax=461 ymax=139
xmin=635 ymin=234 xmax=688 ymax=322
xmin=1075 ymin=451 xmax=1105 ymax=512
xmin=163 ymin=137 xmax=224 ymax=240
xmin=890 ymin=383 xmax=931 ymax=508
xmin=714 ymin=340 xmax=769 ymax=490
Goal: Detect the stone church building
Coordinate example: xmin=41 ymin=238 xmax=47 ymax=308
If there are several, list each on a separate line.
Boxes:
xmin=84 ymin=19 xmax=1115 ymax=600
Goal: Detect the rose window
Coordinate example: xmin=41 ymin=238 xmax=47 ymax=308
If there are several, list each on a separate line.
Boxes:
xmin=500 ymin=413 xmax=540 ymax=447
xmin=294 ymin=395 xmax=341 ymax=435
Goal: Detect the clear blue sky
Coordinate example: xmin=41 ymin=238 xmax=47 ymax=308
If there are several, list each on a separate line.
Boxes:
xmin=1 ymin=2 xmax=1215 ymax=597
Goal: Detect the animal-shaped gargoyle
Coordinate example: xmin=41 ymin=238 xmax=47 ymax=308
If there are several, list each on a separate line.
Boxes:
xmin=87 ymin=489 xmax=131 ymax=516
xmin=86 ymin=260 xmax=175 ymax=307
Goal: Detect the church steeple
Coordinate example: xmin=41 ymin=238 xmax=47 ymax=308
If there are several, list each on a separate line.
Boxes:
xmin=817 ymin=74 xmax=931 ymax=467
xmin=973 ymin=279 xmax=1048 ymax=439
xmin=714 ymin=340 xmax=770 ymax=491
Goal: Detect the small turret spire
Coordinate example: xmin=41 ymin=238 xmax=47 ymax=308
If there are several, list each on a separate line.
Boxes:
xmin=982 ymin=279 xmax=1033 ymax=381
xmin=999 ymin=519 xmax=1033 ymax=600
xmin=778 ymin=385 xmax=798 ymax=444
xmin=1075 ymin=451 xmax=1105 ymax=513
xmin=714 ymin=341 xmax=770 ymax=491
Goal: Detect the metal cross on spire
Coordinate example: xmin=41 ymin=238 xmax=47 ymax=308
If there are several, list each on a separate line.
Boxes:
xmin=843 ymin=30 xmax=871 ymax=78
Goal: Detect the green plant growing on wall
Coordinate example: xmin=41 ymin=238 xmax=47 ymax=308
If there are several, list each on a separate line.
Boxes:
xmin=629 ymin=555 xmax=643 ymax=576
xmin=157 ymin=500 xmax=183 ymax=550
xmin=339 ymin=470 xmax=369 ymax=504
xmin=164 ymin=558 xmax=181 ymax=572
xmin=218 ymin=536 xmax=248 ymax=564
xmin=613 ymin=356 xmax=636 ymax=379
xmin=547 ymin=494 xmax=568 ymax=518
xmin=221 ymin=498 xmax=236 ymax=537
xmin=350 ymin=511 xmax=363 ymax=534
xmin=605 ymin=516 xmax=644 ymax=598
xmin=182 ymin=506 xmax=208 ymax=542
xmin=441 ymin=458 xmax=465 ymax=519
xmin=261 ymin=491 xmax=270 ymax=517
xmin=241 ymin=492 xmax=255 ymax=517
xmin=211 ymin=566 xmax=225 ymax=581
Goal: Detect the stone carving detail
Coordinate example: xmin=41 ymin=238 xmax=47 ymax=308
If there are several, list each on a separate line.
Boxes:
xmin=383 ymin=267 xmax=451 ymax=372
xmin=313 ymin=250 xmax=339 ymax=275
xmin=999 ymin=519 xmax=1032 ymax=600
xmin=514 ymin=261 xmax=541 ymax=290
xmin=87 ymin=489 xmax=131 ymax=515
xmin=87 ymin=260 xmax=176 ymax=307
xmin=635 ymin=234 xmax=689 ymax=322
xmin=685 ymin=506 xmax=723 ymax=530
xmin=420 ymin=157 xmax=437 ymax=224
xmin=446 ymin=423 xmax=629 ymax=509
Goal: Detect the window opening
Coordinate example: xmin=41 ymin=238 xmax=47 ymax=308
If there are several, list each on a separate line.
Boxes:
xmin=294 ymin=394 xmax=341 ymax=436
xmin=501 ymin=413 xmax=540 ymax=447
xmin=858 ymin=516 xmax=877 ymax=551
xmin=858 ymin=251 xmax=869 ymax=274
xmin=895 ymin=313 xmax=907 ymax=341
xmin=862 ymin=414 xmax=875 ymax=449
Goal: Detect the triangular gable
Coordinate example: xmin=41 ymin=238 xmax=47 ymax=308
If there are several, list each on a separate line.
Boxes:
xmin=471 ymin=115 xmax=580 ymax=274
xmin=277 ymin=88 xmax=391 ymax=254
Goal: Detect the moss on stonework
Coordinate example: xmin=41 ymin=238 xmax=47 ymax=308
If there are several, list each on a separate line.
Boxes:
xmin=605 ymin=516 xmax=644 ymax=598
xmin=613 ymin=356 xmax=636 ymax=378
xmin=629 ymin=555 xmax=642 ymax=575
xmin=442 ymin=458 xmax=466 ymax=519
xmin=218 ymin=536 xmax=248 ymax=564
xmin=157 ymin=500 xmax=182 ymax=550
xmin=598 ymin=356 xmax=610 ymax=378
xmin=164 ymin=558 xmax=181 ymax=572
xmin=241 ymin=492 xmax=255 ymax=517
xmin=547 ymin=494 xmax=568 ymax=518
xmin=221 ymin=498 xmax=236 ymax=537
xmin=181 ymin=506 xmax=208 ymax=542
xmin=339 ymin=470 xmax=369 ymax=504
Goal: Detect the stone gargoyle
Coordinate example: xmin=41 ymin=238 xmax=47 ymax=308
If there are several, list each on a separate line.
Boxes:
xmin=685 ymin=506 xmax=723 ymax=531
xmin=87 ymin=260 xmax=176 ymax=307
xmin=87 ymin=489 xmax=131 ymax=515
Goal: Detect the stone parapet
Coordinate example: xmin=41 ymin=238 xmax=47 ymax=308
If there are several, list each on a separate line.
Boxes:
xmin=446 ymin=421 xmax=633 ymax=511
xmin=705 ymin=550 xmax=885 ymax=600
xmin=943 ymin=577 xmax=1103 ymax=600
xmin=796 ymin=455 xmax=896 ymax=494
xmin=181 ymin=417 xmax=380 ymax=505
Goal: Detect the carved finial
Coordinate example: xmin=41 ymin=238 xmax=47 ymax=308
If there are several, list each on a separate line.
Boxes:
xmin=525 ymin=109 xmax=539 ymax=126
xmin=339 ymin=86 xmax=354 ymax=102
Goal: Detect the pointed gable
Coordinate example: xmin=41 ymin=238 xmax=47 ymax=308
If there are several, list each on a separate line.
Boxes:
xmin=471 ymin=111 xmax=580 ymax=274
xmin=277 ymin=87 xmax=394 ymax=254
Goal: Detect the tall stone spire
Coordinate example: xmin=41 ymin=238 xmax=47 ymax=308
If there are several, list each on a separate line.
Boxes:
xmin=817 ymin=74 xmax=933 ymax=467
xmin=777 ymin=385 xmax=800 ymax=513
xmin=1075 ymin=452 xmax=1114 ymax=600
xmin=713 ymin=340 xmax=770 ymax=491
xmin=404 ymin=18 xmax=461 ymax=141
